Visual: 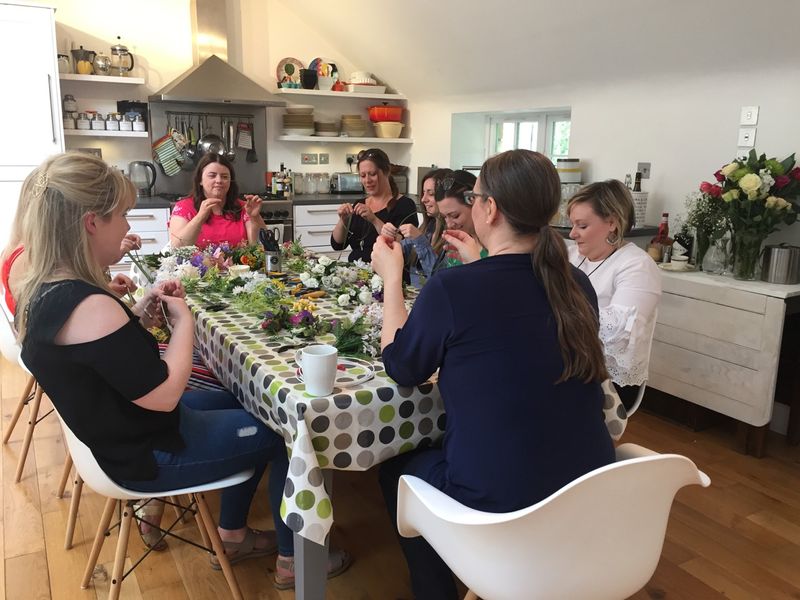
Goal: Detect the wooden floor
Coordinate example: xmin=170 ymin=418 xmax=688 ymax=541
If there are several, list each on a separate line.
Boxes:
xmin=1 ymin=355 xmax=799 ymax=600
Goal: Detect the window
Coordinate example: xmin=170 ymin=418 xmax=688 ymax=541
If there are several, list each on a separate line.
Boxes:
xmin=488 ymin=110 xmax=570 ymax=160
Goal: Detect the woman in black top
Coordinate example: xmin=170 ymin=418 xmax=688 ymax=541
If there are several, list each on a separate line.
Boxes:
xmin=14 ymin=153 xmax=350 ymax=586
xmin=330 ymin=148 xmax=417 ymax=263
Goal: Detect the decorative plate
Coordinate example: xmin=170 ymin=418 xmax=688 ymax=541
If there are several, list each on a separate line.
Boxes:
xmin=658 ymin=262 xmax=697 ymax=272
xmin=276 ymin=57 xmax=304 ymax=84
xmin=308 ymin=58 xmax=337 ymax=77
xmin=294 ymin=353 xmax=375 ymax=388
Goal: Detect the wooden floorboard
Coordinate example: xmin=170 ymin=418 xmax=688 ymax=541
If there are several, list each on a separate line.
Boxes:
xmin=2 ymin=355 xmax=799 ymax=599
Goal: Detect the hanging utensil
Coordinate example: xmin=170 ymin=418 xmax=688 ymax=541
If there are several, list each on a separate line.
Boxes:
xmin=226 ymin=120 xmax=236 ymax=162
xmin=246 ymin=120 xmax=258 ymax=163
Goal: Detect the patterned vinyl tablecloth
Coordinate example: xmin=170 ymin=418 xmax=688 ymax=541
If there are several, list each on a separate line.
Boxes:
xmin=189 ymin=293 xmax=445 ymax=545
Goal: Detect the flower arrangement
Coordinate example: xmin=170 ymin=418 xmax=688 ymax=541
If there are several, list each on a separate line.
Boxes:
xmin=298 ymin=256 xmax=383 ymax=307
xmin=691 ymin=149 xmax=798 ymax=279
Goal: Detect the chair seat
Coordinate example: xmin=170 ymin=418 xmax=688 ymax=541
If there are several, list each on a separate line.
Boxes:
xmin=117 ymin=469 xmax=255 ymax=501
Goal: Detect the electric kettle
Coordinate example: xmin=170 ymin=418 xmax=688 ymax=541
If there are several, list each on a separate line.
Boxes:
xmin=128 ymin=161 xmax=156 ymax=198
xmin=110 ymin=37 xmax=135 ymax=76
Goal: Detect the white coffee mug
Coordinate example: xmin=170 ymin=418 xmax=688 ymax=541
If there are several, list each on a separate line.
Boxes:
xmin=296 ymin=344 xmax=338 ymax=396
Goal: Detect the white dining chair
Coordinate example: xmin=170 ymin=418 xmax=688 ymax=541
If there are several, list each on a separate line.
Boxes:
xmin=396 ymin=443 xmax=710 ymax=600
xmin=626 ymin=380 xmax=648 ymax=417
xmin=54 ymin=405 xmax=253 ymax=600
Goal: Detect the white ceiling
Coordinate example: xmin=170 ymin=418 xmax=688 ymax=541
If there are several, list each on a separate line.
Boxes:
xmin=282 ymin=0 xmax=799 ymax=99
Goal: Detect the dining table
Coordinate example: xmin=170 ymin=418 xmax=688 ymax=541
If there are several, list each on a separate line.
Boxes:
xmin=187 ymin=287 xmax=445 ymax=598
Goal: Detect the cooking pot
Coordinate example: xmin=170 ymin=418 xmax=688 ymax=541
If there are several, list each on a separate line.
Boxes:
xmin=196 ymin=133 xmax=226 ymax=159
xmin=761 ymin=243 xmax=800 ymax=284
xmin=367 ymin=103 xmax=403 ymax=123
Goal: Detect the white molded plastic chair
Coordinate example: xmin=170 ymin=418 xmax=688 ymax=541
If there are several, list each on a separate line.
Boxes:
xmin=397 ymin=443 xmax=710 ymax=600
xmin=626 ymin=380 xmax=648 ymax=417
xmin=54 ymin=406 xmax=253 ymax=600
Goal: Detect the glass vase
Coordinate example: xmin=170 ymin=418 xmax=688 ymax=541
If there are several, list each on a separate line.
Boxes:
xmin=702 ymin=234 xmax=731 ymax=275
xmin=695 ymin=229 xmax=711 ymax=270
xmin=731 ymin=231 xmax=766 ymax=281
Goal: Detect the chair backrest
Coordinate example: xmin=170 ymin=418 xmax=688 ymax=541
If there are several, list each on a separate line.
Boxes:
xmin=0 ymin=286 xmax=21 ymax=364
xmin=397 ymin=443 xmax=710 ymax=600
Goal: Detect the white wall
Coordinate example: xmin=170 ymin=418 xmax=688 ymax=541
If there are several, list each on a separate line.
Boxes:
xmin=410 ymin=67 xmax=800 ymax=244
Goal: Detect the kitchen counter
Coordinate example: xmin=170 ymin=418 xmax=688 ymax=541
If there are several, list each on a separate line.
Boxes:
xmin=135 ymin=195 xmax=176 ymax=209
xmin=554 ymin=225 xmax=657 ymax=239
xmin=292 ymin=193 xmax=419 ymax=206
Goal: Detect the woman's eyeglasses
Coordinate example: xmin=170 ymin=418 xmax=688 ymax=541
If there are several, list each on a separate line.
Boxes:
xmin=357 ymin=149 xmax=385 ymax=162
xmin=462 ymin=191 xmax=490 ymax=206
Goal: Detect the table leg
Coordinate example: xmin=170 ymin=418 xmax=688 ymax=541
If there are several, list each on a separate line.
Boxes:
xmin=294 ymin=470 xmax=333 ymax=600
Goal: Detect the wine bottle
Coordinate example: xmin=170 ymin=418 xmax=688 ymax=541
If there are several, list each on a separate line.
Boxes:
xmin=632 ymin=172 xmax=642 ymax=192
xmin=624 ymin=173 xmax=632 ymax=189
xmin=276 ymin=163 xmax=285 ymax=198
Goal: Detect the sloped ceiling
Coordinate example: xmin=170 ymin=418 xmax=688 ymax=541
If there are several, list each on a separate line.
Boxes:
xmin=280 ymin=0 xmax=798 ymax=99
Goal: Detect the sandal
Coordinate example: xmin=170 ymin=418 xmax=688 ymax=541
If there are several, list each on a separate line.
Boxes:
xmin=133 ymin=500 xmax=167 ymax=552
xmin=210 ymin=528 xmax=278 ymax=570
xmin=273 ymin=548 xmax=353 ymax=590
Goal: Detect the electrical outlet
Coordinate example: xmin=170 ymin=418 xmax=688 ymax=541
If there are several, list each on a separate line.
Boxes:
xmin=346 ymin=153 xmax=358 ymax=164
xmin=740 ymin=105 xmax=759 ymax=126
xmin=301 ymin=153 xmax=318 ymax=165
xmin=637 ymin=162 xmax=651 ymax=179
xmin=737 ymin=128 xmax=756 ymax=147
xmin=318 ymin=153 xmax=329 ymax=165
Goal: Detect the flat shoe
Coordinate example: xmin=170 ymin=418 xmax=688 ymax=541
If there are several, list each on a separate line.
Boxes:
xmin=273 ymin=548 xmax=353 ymax=590
xmin=210 ymin=528 xmax=278 ymax=570
xmin=133 ymin=501 xmax=167 ymax=552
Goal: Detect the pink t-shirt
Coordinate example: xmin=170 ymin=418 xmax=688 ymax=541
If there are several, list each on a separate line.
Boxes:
xmin=170 ymin=197 xmax=250 ymax=249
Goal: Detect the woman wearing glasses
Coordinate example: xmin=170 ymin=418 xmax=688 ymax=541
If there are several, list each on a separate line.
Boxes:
xmin=330 ymin=148 xmax=417 ymax=263
xmin=169 ymin=154 xmax=267 ymax=249
xmin=372 ymin=150 xmax=614 ymax=600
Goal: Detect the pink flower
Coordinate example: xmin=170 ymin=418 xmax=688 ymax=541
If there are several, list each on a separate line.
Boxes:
xmin=700 ymin=181 xmax=722 ymax=197
xmin=790 ymin=167 xmax=800 ymax=181
xmin=774 ymin=175 xmax=790 ymax=190
xmin=714 ymin=170 xmax=725 ymax=182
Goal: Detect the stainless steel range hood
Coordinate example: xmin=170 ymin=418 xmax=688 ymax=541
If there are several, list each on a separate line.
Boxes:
xmin=149 ymin=55 xmax=285 ymax=106
xmin=149 ymin=0 xmax=285 ymax=107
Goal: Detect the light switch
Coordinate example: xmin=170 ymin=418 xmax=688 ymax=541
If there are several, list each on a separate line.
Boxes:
xmin=737 ymin=128 xmax=756 ymax=147
xmin=301 ymin=153 xmax=318 ymax=165
xmin=740 ymin=106 xmax=759 ymax=126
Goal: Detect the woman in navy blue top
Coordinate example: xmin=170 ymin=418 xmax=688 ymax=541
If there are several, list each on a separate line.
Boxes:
xmin=372 ymin=149 xmax=615 ymax=600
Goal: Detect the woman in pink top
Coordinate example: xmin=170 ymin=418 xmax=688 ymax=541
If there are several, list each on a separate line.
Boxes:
xmin=169 ymin=154 xmax=266 ymax=249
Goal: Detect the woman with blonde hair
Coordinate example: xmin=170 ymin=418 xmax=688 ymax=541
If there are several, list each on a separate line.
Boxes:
xmin=15 ymin=153 xmax=351 ymax=586
xmin=372 ymin=149 xmax=614 ymax=599
xmin=567 ymin=179 xmax=661 ymax=410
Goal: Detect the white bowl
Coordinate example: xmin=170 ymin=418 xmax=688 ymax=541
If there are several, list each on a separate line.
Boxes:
xmin=228 ymin=265 xmax=251 ymax=277
xmin=285 ymin=105 xmax=314 ymax=115
xmin=373 ymin=121 xmax=404 ymax=138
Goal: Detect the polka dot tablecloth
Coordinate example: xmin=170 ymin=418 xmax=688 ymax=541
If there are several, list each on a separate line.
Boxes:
xmin=188 ymin=293 xmax=445 ymax=545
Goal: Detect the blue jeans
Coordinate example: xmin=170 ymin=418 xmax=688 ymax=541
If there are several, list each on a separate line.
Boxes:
xmin=379 ymin=448 xmax=459 ymax=600
xmin=118 ymin=390 xmax=293 ymax=556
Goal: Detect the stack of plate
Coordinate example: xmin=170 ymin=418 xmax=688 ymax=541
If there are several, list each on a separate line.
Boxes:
xmin=283 ymin=111 xmax=314 ymax=136
xmin=314 ymin=120 xmax=340 ymax=137
xmin=341 ymin=114 xmax=367 ymax=137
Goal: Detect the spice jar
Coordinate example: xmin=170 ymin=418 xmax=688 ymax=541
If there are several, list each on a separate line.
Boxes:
xmin=57 ymin=54 xmax=72 ymax=74
xmin=119 ymin=115 xmax=133 ymax=131
xmin=63 ymin=114 xmax=75 ymax=129
xmin=63 ymin=94 xmax=78 ymax=113
xmin=76 ymin=112 xmax=91 ymax=130
xmin=106 ymin=113 xmax=120 ymax=131
xmin=132 ymin=114 xmax=146 ymax=132
xmin=90 ymin=112 xmax=106 ymax=130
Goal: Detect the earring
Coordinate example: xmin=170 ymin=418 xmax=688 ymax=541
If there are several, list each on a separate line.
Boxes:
xmin=606 ymin=231 xmax=620 ymax=245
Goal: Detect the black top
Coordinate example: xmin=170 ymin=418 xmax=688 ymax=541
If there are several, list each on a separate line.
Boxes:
xmin=20 ymin=280 xmax=183 ymax=481
xmin=382 ymin=254 xmax=615 ymax=512
xmin=330 ymin=195 xmax=417 ymax=263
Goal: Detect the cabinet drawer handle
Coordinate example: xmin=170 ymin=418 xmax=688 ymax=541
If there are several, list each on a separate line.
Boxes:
xmin=127 ymin=215 xmax=156 ymax=220
xmin=139 ymin=237 xmax=158 ymax=244
xmin=307 ymin=209 xmax=339 ymax=215
xmin=308 ymin=229 xmax=334 ymax=236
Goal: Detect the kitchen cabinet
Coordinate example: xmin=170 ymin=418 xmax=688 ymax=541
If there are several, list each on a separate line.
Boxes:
xmin=293 ymin=202 xmax=342 ymax=254
xmin=648 ymin=270 xmax=800 ymax=453
xmin=274 ymin=89 xmax=412 ymax=144
xmin=0 ymin=3 xmax=63 ymax=249
xmin=108 ymin=207 xmax=170 ymax=275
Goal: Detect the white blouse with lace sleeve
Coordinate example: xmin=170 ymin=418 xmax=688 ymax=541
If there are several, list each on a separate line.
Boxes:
xmin=568 ymin=242 xmax=662 ymax=387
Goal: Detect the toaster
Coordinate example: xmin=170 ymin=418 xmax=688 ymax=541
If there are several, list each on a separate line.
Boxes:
xmin=331 ymin=172 xmax=363 ymax=194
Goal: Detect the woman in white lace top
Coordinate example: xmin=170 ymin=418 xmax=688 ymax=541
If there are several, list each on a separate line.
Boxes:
xmin=566 ymin=180 xmax=662 ymax=410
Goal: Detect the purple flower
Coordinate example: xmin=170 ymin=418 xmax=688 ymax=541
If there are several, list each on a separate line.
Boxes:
xmin=372 ymin=290 xmax=384 ymax=302
xmin=290 ymin=310 xmax=315 ymax=326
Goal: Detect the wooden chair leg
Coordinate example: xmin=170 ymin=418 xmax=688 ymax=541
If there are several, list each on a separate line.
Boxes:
xmin=57 ymin=453 xmax=73 ymax=499
xmin=109 ymin=501 xmax=135 ymax=600
xmin=195 ymin=492 xmax=243 ymax=600
xmin=167 ymin=495 xmax=188 ymax=524
xmin=14 ymin=384 xmax=43 ymax=482
xmin=82 ymin=497 xmax=117 ymax=589
xmin=193 ymin=503 xmax=212 ymax=550
xmin=64 ymin=474 xmax=83 ymax=549
xmin=3 ymin=375 xmax=35 ymax=444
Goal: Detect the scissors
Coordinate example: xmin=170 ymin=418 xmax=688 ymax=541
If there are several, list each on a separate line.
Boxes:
xmin=259 ymin=228 xmax=279 ymax=252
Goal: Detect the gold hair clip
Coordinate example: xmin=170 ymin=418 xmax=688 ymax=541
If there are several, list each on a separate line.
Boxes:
xmin=32 ymin=172 xmax=49 ymax=197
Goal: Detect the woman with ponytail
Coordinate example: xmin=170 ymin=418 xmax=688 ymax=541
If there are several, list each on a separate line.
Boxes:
xmin=371 ymin=149 xmax=615 ymax=600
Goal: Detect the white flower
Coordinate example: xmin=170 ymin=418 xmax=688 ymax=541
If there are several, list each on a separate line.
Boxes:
xmin=318 ymin=255 xmax=333 ymax=266
xmin=759 ymin=169 xmax=775 ymax=196
xmin=720 ymin=162 xmax=738 ymax=177
xmin=349 ymin=287 xmax=357 ymax=296
xmin=305 ymin=277 xmax=319 ymax=289
xmin=312 ymin=263 xmax=326 ymax=274
xmin=300 ymin=271 xmax=312 ymax=283
xmin=176 ymin=264 xmax=200 ymax=279
xmin=337 ymin=293 xmax=351 ymax=306
xmin=370 ymin=274 xmax=383 ymax=292
xmin=358 ymin=290 xmax=373 ymax=304
xmin=232 ymin=285 xmax=245 ymax=295
xmin=321 ymin=275 xmax=332 ymax=287
xmin=738 ymin=173 xmax=761 ymax=195
xmin=330 ymin=275 xmax=343 ymax=287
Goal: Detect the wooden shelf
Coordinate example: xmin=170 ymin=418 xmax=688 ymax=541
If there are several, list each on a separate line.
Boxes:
xmin=65 ymin=129 xmax=149 ymax=138
xmin=60 ymin=73 xmax=145 ymax=85
xmin=275 ymin=88 xmax=406 ymax=101
xmin=277 ymin=135 xmax=412 ymax=144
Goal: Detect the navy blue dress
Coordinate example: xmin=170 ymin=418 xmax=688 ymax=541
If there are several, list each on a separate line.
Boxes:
xmin=381 ymin=253 xmax=615 ymax=513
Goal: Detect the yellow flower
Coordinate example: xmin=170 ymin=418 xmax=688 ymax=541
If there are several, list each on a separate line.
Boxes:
xmin=776 ymin=197 xmax=792 ymax=210
xmin=720 ymin=162 xmax=739 ymax=177
xmin=292 ymin=298 xmax=317 ymax=313
xmin=765 ymin=196 xmax=778 ymax=208
xmin=738 ymin=173 xmax=762 ymax=195
xmin=721 ymin=189 xmax=739 ymax=202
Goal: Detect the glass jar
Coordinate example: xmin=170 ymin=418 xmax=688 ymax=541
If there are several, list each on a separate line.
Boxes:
xmin=63 ymin=94 xmax=78 ymax=113
xmin=76 ymin=112 xmax=91 ymax=130
xmin=90 ymin=112 xmax=106 ymax=130
xmin=57 ymin=54 xmax=72 ymax=74
xmin=317 ymin=172 xmax=329 ymax=194
xmin=106 ymin=113 xmax=120 ymax=131
xmin=119 ymin=116 xmax=133 ymax=131
xmin=293 ymin=172 xmax=305 ymax=195
xmin=63 ymin=114 xmax=75 ymax=129
xmin=132 ymin=114 xmax=146 ymax=132
xmin=304 ymin=173 xmax=317 ymax=195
